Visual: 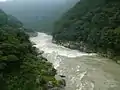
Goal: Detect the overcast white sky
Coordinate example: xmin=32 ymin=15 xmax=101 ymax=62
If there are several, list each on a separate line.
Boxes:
xmin=0 ymin=0 xmax=7 ymax=1
xmin=0 ymin=0 xmax=13 ymax=2
xmin=0 ymin=0 xmax=65 ymax=2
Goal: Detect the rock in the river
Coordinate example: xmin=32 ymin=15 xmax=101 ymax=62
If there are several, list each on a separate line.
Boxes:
xmin=38 ymin=50 xmax=44 ymax=55
xmin=48 ymin=81 xmax=54 ymax=88
xmin=59 ymin=75 xmax=66 ymax=78
xmin=58 ymin=79 xmax=66 ymax=87
xmin=56 ymin=75 xmax=66 ymax=87
xmin=47 ymin=79 xmax=66 ymax=90
xmin=47 ymin=75 xmax=66 ymax=90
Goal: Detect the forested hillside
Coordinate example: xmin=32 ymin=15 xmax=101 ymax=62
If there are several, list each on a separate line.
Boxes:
xmin=53 ymin=0 xmax=120 ymax=60
xmin=0 ymin=0 xmax=79 ymax=33
xmin=0 ymin=9 xmax=63 ymax=90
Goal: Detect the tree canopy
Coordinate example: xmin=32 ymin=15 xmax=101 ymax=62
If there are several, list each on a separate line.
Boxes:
xmin=0 ymin=9 xmax=61 ymax=90
xmin=53 ymin=0 xmax=120 ymax=59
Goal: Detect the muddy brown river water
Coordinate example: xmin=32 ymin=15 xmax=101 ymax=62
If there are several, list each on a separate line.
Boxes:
xmin=30 ymin=32 xmax=120 ymax=90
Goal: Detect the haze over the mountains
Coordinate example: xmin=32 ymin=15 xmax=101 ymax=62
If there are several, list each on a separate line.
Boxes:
xmin=0 ymin=0 xmax=79 ymax=33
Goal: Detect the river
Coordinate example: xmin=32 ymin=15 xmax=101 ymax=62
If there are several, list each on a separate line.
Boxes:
xmin=30 ymin=32 xmax=120 ymax=90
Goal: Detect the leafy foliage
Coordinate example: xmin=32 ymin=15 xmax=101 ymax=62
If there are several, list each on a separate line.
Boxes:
xmin=0 ymin=9 xmax=59 ymax=90
xmin=53 ymin=0 xmax=120 ymax=58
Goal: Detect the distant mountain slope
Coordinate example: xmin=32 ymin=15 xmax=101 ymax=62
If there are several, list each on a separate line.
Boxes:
xmin=0 ymin=9 xmax=7 ymax=25
xmin=0 ymin=0 xmax=79 ymax=33
xmin=7 ymin=15 xmax=23 ymax=27
xmin=53 ymin=0 xmax=120 ymax=60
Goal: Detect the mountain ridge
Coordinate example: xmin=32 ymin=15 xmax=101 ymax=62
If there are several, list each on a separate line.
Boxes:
xmin=0 ymin=0 xmax=79 ymax=33
xmin=53 ymin=0 xmax=120 ymax=62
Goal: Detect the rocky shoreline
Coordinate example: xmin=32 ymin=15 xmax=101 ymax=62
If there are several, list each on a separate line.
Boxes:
xmin=52 ymin=40 xmax=120 ymax=63
xmin=26 ymin=31 xmax=38 ymax=37
xmin=35 ymin=49 xmax=66 ymax=90
xmin=52 ymin=40 xmax=94 ymax=53
xmin=48 ymin=75 xmax=66 ymax=90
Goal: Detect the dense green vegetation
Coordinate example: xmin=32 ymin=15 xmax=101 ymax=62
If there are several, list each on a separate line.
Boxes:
xmin=0 ymin=9 xmax=7 ymax=26
xmin=0 ymin=9 xmax=61 ymax=90
xmin=53 ymin=0 xmax=120 ymax=60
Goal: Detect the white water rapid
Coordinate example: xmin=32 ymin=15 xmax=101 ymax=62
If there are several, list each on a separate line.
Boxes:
xmin=30 ymin=32 xmax=120 ymax=90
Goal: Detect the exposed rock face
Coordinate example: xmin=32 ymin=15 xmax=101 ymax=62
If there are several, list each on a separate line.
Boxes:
xmin=47 ymin=75 xmax=66 ymax=90
xmin=47 ymin=79 xmax=66 ymax=90
xmin=53 ymin=40 xmax=120 ymax=64
xmin=54 ymin=40 xmax=93 ymax=53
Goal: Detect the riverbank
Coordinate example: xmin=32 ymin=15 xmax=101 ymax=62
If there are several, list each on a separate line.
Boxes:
xmin=30 ymin=32 xmax=120 ymax=90
xmin=52 ymin=40 xmax=93 ymax=53
xmin=53 ymin=40 xmax=120 ymax=63
xmin=26 ymin=31 xmax=38 ymax=37
xmin=30 ymin=36 xmax=66 ymax=90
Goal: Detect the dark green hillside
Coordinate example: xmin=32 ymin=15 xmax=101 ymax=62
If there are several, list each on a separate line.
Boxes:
xmin=0 ymin=9 xmax=7 ymax=26
xmin=0 ymin=9 xmax=62 ymax=90
xmin=7 ymin=15 xmax=23 ymax=28
xmin=53 ymin=0 xmax=120 ymax=60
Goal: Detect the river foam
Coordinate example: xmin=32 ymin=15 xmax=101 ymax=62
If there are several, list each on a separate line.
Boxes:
xmin=30 ymin=32 xmax=95 ymax=90
xmin=30 ymin=32 xmax=120 ymax=90
xmin=30 ymin=32 xmax=95 ymax=58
